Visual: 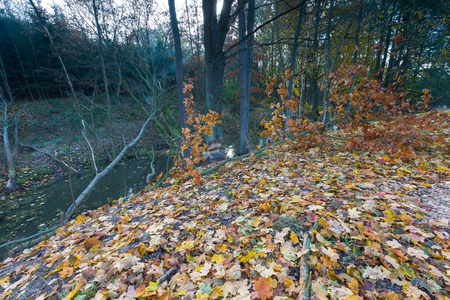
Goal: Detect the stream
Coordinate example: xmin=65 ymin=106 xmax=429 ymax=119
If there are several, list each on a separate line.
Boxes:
xmin=0 ymin=155 xmax=171 ymax=257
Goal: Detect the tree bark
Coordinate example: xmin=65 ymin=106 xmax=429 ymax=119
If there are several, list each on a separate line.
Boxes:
xmin=202 ymin=0 xmax=237 ymax=142
xmin=321 ymin=0 xmax=334 ymax=124
xmin=238 ymin=0 xmax=255 ymax=155
xmin=310 ymin=0 xmax=323 ymax=119
xmin=3 ymin=109 xmax=17 ymax=192
xmin=0 ymin=55 xmax=17 ymax=192
xmin=287 ymin=4 xmax=305 ymax=119
xmin=275 ymin=1 xmax=285 ymax=72
xmin=168 ymin=0 xmax=186 ymax=129
xmin=347 ymin=1 xmax=364 ymax=119
xmin=379 ymin=0 xmax=396 ymax=82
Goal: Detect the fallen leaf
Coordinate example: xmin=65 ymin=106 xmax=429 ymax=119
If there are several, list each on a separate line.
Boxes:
xmin=254 ymin=277 xmax=273 ymax=300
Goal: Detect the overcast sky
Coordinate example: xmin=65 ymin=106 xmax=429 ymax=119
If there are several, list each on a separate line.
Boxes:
xmin=41 ymin=0 xmax=170 ymax=13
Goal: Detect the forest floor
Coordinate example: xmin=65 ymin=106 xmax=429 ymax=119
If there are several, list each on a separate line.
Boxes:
xmin=0 ymin=142 xmax=449 ymax=300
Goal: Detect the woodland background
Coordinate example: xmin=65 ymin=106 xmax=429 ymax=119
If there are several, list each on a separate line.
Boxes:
xmin=0 ymin=0 xmax=449 ymax=193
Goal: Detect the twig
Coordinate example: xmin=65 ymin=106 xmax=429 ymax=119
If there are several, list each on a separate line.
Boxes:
xmin=158 ymin=266 xmax=178 ymax=284
xmin=82 ymin=120 xmax=98 ymax=174
xmin=297 ymin=220 xmax=320 ymax=300
xmin=20 ymin=143 xmax=79 ymax=174
xmin=146 ymin=145 xmax=156 ymax=185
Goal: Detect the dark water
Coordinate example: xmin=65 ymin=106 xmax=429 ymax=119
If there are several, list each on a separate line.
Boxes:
xmin=0 ymin=156 xmax=171 ymax=255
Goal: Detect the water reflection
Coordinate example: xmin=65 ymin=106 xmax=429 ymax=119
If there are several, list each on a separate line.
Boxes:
xmin=0 ymin=156 xmax=170 ymax=256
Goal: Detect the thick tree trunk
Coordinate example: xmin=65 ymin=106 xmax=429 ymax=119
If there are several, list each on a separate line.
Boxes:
xmin=202 ymin=0 xmax=235 ymax=142
xmin=205 ymin=56 xmax=225 ymax=141
xmin=169 ymin=0 xmax=186 ymax=129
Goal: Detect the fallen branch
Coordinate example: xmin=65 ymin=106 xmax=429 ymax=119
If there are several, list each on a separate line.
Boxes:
xmin=297 ymin=220 xmax=320 ymax=300
xmin=20 ymin=143 xmax=79 ymax=174
xmin=158 ymin=266 xmax=178 ymax=284
xmin=64 ymin=110 xmax=156 ymax=223
xmin=0 ymin=225 xmax=57 ymax=250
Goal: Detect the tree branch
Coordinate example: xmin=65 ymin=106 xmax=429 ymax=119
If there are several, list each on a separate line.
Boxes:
xmin=64 ymin=109 xmax=157 ymax=223
xmin=224 ymin=0 xmax=310 ymax=56
xmin=20 ymin=143 xmax=79 ymax=174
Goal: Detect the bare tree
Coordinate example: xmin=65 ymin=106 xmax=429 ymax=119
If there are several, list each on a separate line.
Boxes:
xmin=1 ymin=97 xmax=17 ymax=192
xmin=0 ymin=42 xmax=18 ymax=192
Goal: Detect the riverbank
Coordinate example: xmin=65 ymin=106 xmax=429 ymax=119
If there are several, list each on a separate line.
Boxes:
xmin=0 ymin=97 xmax=162 ymax=196
xmin=0 ymin=142 xmax=449 ymax=299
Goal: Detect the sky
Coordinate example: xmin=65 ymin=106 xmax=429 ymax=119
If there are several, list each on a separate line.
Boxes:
xmin=40 ymin=0 xmax=170 ymax=14
xmin=39 ymin=0 xmax=224 ymax=16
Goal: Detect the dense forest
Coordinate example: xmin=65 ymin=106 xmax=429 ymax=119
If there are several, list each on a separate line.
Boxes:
xmin=0 ymin=0 xmax=449 ymax=191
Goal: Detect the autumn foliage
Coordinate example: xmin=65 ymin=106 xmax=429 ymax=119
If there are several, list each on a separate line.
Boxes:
xmin=262 ymin=65 xmax=450 ymax=160
xmin=170 ymin=83 xmax=221 ymax=184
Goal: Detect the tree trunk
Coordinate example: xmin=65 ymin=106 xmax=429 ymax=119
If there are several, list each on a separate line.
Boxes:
xmin=93 ymin=0 xmax=116 ymax=158
xmin=202 ymin=0 xmax=235 ymax=142
xmin=238 ymin=0 xmax=255 ymax=155
xmin=287 ymin=3 xmax=304 ymax=119
xmin=310 ymin=0 xmax=323 ymax=118
xmin=169 ymin=0 xmax=186 ymax=129
xmin=321 ymin=0 xmax=334 ymax=124
xmin=275 ymin=1 xmax=285 ymax=72
xmin=347 ymin=1 xmax=364 ymax=119
xmin=0 ymin=54 xmax=18 ymax=192
xmin=379 ymin=0 xmax=396 ymax=82
xmin=3 ymin=122 xmax=17 ymax=191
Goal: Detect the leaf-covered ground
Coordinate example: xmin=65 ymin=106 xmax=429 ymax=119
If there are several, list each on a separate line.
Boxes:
xmin=0 ymin=146 xmax=449 ymax=300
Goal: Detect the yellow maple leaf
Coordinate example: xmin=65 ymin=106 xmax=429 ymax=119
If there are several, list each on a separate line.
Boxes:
xmin=212 ymin=254 xmax=225 ymax=264
xmin=179 ymin=240 xmax=195 ymax=250
xmin=210 ymin=286 xmax=223 ymax=299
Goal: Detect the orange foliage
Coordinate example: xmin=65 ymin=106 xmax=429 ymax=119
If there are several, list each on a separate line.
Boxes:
xmin=170 ymin=83 xmax=221 ymax=184
xmin=262 ymin=65 xmax=449 ymax=160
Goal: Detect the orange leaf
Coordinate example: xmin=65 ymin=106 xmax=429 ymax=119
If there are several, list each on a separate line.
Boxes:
xmin=254 ymin=277 xmax=273 ymax=300
xmin=84 ymin=237 xmax=100 ymax=251
xmin=60 ymin=267 xmax=74 ymax=279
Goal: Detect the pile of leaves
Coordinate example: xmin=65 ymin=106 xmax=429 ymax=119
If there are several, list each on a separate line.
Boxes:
xmin=1 ymin=66 xmax=449 ymax=299
xmin=0 ymin=142 xmax=449 ymax=299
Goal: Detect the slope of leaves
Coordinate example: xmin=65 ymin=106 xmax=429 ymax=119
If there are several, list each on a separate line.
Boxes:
xmin=0 ymin=139 xmax=449 ymax=299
